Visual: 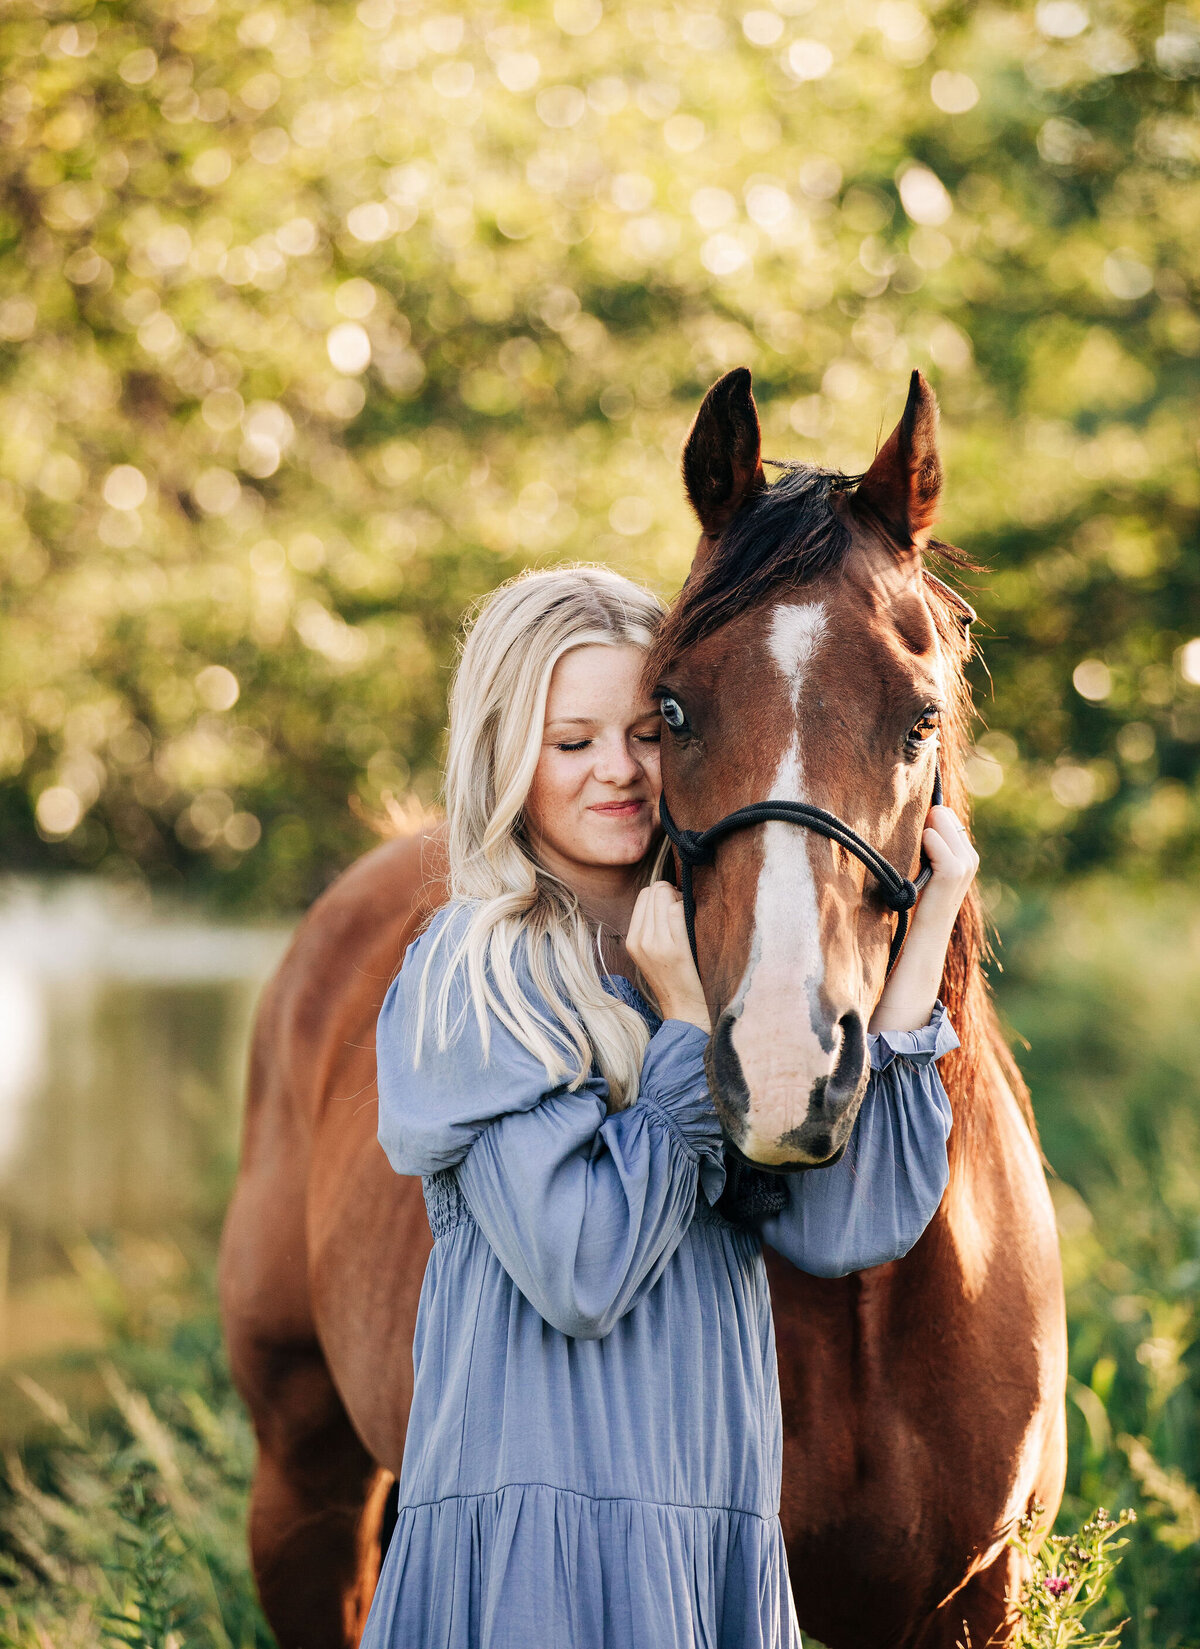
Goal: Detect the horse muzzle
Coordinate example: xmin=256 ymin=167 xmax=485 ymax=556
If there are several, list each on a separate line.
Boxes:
xmin=706 ymin=1006 xmax=869 ymax=1169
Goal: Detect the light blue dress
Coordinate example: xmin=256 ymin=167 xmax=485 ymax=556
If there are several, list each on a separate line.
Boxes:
xmin=364 ymin=902 xmax=959 ymax=1649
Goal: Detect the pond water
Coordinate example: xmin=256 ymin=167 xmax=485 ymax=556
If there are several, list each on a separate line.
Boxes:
xmin=0 ymin=877 xmax=291 ymax=1380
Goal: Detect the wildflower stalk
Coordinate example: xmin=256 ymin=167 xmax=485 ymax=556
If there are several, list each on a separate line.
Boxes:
xmin=1007 ymin=1503 xmax=1137 ymax=1649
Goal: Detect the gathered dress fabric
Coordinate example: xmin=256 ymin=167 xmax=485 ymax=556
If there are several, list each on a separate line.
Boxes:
xmin=363 ymin=902 xmax=960 ymax=1649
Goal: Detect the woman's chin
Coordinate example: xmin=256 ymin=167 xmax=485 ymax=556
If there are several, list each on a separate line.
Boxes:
xmin=576 ymin=826 xmax=656 ymax=867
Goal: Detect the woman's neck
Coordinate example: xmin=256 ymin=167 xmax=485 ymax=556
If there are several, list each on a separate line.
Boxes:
xmin=578 ymin=876 xmax=640 ymax=937
xmin=531 ymin=841 xmax=643 ymax=974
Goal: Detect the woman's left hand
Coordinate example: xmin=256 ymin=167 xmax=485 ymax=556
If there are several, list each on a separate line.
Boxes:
xmin=867 ymin=803 xmax=978 ymax=1036
xmin=915 ymin=804 xmax=980 ymax=934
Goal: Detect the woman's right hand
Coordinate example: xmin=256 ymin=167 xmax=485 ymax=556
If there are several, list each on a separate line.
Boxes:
xmin=626 ymin=882 xmax=711 ymax=1034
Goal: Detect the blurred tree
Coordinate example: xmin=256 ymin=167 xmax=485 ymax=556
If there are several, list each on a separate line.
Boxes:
xmin=0 ymin=0 xmax=1197 ymax=908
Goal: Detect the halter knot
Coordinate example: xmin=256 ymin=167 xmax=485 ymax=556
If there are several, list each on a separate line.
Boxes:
xmin=675 ymin=829 xmax=712 ymax=865
xmin=884 ymin=880 xmax=918 ymax=913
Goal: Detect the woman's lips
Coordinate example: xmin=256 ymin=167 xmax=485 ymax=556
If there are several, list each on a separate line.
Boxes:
xmin=589 ymin=800 xmax=646 ymax=817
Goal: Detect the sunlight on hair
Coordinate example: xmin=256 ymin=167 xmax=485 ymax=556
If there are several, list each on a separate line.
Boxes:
xmin=415 ymin=565 xmax=668 ymax=1111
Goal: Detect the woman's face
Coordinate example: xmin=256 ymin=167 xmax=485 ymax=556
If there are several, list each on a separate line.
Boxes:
xmin=524 ymin=643 xmax=662 ymax=878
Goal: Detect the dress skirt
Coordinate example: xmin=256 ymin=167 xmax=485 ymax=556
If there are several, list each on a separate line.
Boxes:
xmin=360 ymin=1176 xmax=800 ymax=1649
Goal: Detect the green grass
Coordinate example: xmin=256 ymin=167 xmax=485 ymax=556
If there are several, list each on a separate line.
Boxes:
xmin=0 ymin=1301 xmax=272 ymax=1649
xmin=994 ymin=877 xmax=1200 ymax=1649
xmin=0 ymin=1297 xmax=1147 ymax=1649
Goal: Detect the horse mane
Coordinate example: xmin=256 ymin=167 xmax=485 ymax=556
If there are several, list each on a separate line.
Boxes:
xmin=645 ymin=464 xmax=861 ymax=681
xmin=922 ymin=573 xmax=1041 ymax=1177
xmin=646 ymin=461 xmax=1039 ymax=1171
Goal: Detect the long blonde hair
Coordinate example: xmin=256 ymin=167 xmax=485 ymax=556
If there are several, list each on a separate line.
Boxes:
xmin=414 ymin=564 xmax=668 ymax=1111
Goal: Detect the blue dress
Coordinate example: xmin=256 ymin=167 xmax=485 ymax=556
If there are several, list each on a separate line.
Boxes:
xmin=364 ymin=902 xmax=959 ymax=1649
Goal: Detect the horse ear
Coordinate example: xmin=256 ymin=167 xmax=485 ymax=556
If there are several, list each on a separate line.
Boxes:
xmin=681 ymin=368 xmax=766 ymax=544
xmin=853 ymin=370 xmax=942 ymax=551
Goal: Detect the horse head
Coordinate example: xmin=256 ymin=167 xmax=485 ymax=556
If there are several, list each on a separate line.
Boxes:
xmin=647 ymin=366 xmax=976 ymax=1170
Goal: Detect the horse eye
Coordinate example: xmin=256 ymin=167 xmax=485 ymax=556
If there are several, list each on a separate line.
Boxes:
xmin=909 ymin=709 xmax=940 ymax=744
xmin=660 ymin=697 xmax=687 ymax=731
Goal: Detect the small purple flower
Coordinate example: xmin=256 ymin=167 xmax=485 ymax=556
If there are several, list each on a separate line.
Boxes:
xmin=1045 ymin=1577 xmax=1071 ymax=1599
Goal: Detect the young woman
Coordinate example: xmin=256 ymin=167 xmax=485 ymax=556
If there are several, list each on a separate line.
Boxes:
xmin=363 ymin=565 xmax=975 ymax=1649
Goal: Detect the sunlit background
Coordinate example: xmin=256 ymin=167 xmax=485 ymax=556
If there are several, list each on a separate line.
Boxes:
xmin=1 ymin=0 xmax=1198 ymax=1640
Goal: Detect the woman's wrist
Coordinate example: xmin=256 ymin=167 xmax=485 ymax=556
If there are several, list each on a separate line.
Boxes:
xmin=659 ymin=993 xmax=711 ymax=1034
xmin=868 ymin=991 xmax=939 ymax=1036
xmin=907 ymin=901 xmax=957 ymax=957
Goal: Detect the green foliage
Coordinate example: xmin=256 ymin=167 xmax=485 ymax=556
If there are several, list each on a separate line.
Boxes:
xmin=1 ymin=0 xmax=1198 ymax=907
xmin=1007 ymin=1504 xmax=1137 ymax=1649
xmin=99 ymin=1466 xmax=195 ymax=1649
xmin=0 ymin=1328 xmax=271 ymax=1649
xmin=994 ymin=876 xmax=1200 ymax=1646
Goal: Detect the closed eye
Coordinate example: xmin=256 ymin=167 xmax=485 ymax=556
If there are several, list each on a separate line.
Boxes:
xmin=556 ymin=730 xmax=661 ymax=751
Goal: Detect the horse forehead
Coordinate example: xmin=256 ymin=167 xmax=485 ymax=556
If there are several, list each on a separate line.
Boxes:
xmin=767 ymin=600 xmax=829 ymax=706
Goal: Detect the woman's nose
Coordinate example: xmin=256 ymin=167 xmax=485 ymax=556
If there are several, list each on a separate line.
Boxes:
xmin=593 ymin=733 xmax=642 ymax=784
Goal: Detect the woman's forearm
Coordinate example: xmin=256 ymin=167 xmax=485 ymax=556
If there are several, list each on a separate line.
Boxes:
xmin=457 ymin=1020 xmax=725 ymax=1339
xmin=867 ymin=912 xmax=953 ymax=1033
xmin=756 ymin=1005 xmax=957 ymax=1276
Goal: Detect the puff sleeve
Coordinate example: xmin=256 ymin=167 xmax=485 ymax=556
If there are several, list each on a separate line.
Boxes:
xmin=375 ymin=903 xmax=727 ymax=1339
xmin=754 ymin=1000 xmax=958 ymax=1278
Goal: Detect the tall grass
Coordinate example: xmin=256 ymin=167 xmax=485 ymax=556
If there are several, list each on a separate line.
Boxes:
xmin=0 ymin=1303 xmax=272 ymax=1649
xmin=993 ymin=876 xmax=1200 ymax=1649
xmin=1007 ymin=1504 xmax=1138 ymax=1649
xmin=0 ymin=1296 xmax=1142 ymax=1649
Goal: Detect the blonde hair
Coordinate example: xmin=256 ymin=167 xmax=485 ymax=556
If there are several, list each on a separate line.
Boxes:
xmin=414 ymin=564 xmax=669 ymax=1111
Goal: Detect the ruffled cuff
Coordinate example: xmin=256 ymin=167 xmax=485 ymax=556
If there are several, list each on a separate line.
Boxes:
xmin=867 ymin=998 xmax=960 ymax=1071
xmin=637 ymin=1019 xmax=727 ymax=1207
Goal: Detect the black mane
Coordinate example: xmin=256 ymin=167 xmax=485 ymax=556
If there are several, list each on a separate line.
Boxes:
xmin=646 ymin=463 xmax=859 ymax=680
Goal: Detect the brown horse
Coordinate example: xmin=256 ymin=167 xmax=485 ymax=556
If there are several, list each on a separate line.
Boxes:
xmin=219 ymin=368 xmax=1066 ymax=1649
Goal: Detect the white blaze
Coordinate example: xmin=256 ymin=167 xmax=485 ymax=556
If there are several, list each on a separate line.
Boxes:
xmin=730 ymin=601 xmax=835 ymax=1160
xmin=769 ymin=601 xmax=829 ymax=709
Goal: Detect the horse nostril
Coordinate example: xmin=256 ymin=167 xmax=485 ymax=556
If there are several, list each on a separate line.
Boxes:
xmin=831 ymin=1010 xmax=866 ymax=1098
xmin=709 ymin=1003 xmax=872 ymax=1167
xmin=708 ymin=1010 xmax=750 ymax=1122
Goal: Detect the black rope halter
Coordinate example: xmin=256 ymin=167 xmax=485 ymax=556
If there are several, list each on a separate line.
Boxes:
xmin=658 ymin=763 xmax=943 ymax=980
